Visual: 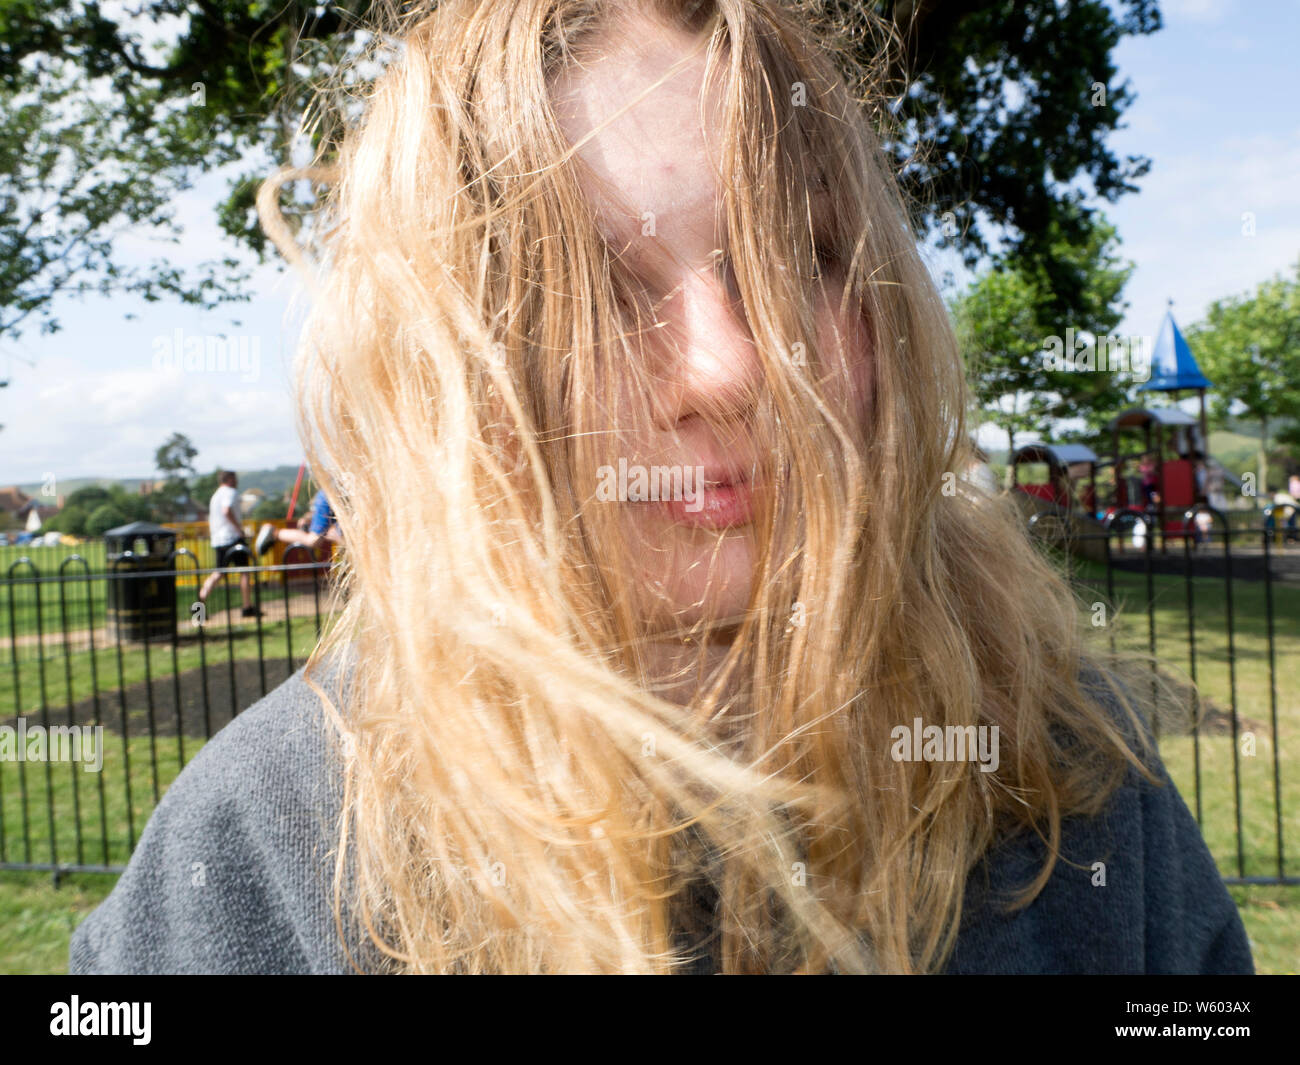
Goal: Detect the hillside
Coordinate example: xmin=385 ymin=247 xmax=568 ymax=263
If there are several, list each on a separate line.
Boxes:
xmin=13 ymin=464 xmax=304 ymax=500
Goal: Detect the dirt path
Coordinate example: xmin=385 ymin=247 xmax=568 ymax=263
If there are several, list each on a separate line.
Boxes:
xmin=2 ymin=657 xmax=299 ymax=738
xmin=6 ymin=594 xmax=329 ymax=650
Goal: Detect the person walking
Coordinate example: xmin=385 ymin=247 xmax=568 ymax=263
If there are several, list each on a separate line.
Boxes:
xmin=198 ymin=470 xmax=261 ymax=618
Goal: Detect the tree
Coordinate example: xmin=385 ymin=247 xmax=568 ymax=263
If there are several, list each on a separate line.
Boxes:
xmin=155 ymin=432 xmax=198 ymax=483
xmin=43 ymin=503 xmax=89 ymax=536
xmin=85 ymin=502 xmax=129 ymax=537
xmin=952 ymin=212 xmax=1136 ymax=465
xmin=46 ymin=482 xmax=153 ymax=534
xmin=191 ymin=468 xmax=222 ymax=509
xmin=1028 ymin=210 xmax=1137 ymax=447
xmin=1186 ymin=263 xmax=1300 ymax=494
xmin=1 ymin=0 xmax=1160 ymax=350
xmin=249 ymin=495 xmax=288 ymax=521
xmin=44 ymin=484 xmax=112 ymax=535
xmin=0 ymin=33 xmax=250 ymax=346
xmin=952 ymin=267 xmax=1045 ymax=464
xmin=1275 ymin=421 xmax=1300 ymax=468
xmin=151 ymin=431 xmax=200 ymax=518
xmin=865 ymin=0 xmax=1158 ymax=321
xmin=62 ymin=485 xmax=112 ymax=510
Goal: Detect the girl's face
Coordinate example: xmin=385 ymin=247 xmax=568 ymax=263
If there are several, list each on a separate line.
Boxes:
xmin=551 ymin=14 xmax=871 ymax=636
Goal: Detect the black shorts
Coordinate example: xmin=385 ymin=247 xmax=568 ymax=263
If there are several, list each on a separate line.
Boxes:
xmin=215 ymin=538 xmax=251 ymax=568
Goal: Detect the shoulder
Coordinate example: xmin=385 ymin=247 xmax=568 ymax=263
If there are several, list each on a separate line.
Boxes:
xmin=948 ymin=673 xmax=1254 ymax=974
xmin=69 ymin=653 xmax=361 ymax=974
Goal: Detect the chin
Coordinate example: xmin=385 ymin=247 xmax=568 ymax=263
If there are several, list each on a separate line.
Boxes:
xmin=632 ymin=526 xmax=757 ymax=633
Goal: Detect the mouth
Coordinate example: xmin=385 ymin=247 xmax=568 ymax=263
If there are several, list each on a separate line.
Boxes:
xmin=648 ymin=462 xmax=758 ymax=530
xmin=660 ymin=479 xmax=755 ymax=529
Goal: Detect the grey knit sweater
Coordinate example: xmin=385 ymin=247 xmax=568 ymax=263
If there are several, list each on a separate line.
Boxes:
xmin=69 ymin=660 xmax=1255 ymax=974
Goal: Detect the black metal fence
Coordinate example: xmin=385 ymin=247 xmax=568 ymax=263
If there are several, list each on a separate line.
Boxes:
xmin=1 ymin=544 xmax=333 ymax=880
xmin=1 ymin=511 xmax=1297 ymax=887
xmin=1028 ymin=503 xmax=1298 ymax=886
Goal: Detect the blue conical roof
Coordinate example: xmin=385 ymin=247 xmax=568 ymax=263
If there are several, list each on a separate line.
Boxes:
xmin=1138 ymin=311 xmax=1212 ymax=392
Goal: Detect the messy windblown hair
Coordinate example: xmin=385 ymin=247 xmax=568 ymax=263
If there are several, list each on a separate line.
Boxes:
xmin=258 ymin=0 xmax=1158 ymax=974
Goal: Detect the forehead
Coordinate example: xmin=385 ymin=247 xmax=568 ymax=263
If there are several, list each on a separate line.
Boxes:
xmin=549 ymin=17 xmax=725 ymax=250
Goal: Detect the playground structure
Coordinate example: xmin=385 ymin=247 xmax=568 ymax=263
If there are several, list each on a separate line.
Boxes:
xmin=1008 ymin=442 xmax=1109 ymax=561
xmin=1008 ymin=309 xmax=1300 ymax=580
xmin=1010 ymin=309 xmax=1213 ymax=549
xmin=1102 ymin=310 xmax=1212 ymax=547
xmin=153 ymin=463 xmax=336 ymax=574
xmin=1105 ymin=405 xmax=1205 ymax=545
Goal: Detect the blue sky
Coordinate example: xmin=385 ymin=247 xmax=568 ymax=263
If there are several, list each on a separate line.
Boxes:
xmin=2 ymin=0 xmax=1298 ymax=485
xmin=1091 ymin=0 xmax=1299 ymax=338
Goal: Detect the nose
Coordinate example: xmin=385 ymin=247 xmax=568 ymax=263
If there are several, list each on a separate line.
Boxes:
xmin=645 ymin=263 xmax=764 ymax=431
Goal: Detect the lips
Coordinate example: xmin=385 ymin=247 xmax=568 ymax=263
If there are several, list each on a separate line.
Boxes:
xmin=661 ymin=479 xmax=755 ymax=529
xmin=652 ymin=460 xmax=758 ymax=529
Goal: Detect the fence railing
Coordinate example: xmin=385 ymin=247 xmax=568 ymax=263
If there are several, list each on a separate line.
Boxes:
xmin=1 ymin=513 xmax=1297 ymax=886
xmin=1 ymin=545 xmax=334 ymax=879
xmin=1027 ymin=504 xmax=1298 ymax=886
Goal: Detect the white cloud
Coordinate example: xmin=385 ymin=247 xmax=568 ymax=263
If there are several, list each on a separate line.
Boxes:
xmin=1161 ymin=0 xmax=1234 ymax=24
xmin=2 ymin=354 xmax=300 ymax=485
xmin=1113 ymin=126 xmax=1300 ymax=338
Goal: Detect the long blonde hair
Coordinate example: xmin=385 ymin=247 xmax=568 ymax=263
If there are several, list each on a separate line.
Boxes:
xmin=259 ymin=0 xmax=1158 ymax=974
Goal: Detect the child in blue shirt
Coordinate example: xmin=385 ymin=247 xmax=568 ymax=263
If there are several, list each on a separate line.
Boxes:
xmin=255 ymin=489 xmax=341 ymax=558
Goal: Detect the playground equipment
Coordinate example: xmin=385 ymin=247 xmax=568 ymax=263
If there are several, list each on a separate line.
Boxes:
xmin=1104 ymin=311 xmax=1214 ymax=547
xmin=286 ymin=462 xmax=307 ymax=521
xmin=1106 ymin=405 xmax=1205 ymax=544
xmin=1010 ymin=442 xmax=1109 ymax=560
xmin=1141 ymin=309 xmax=1212 ymax=441
xmin=1009 ymin=310 xmax=1300 ymax=580
xmin=1010 ymin=309 xmax=1219 ymax=556
xmin=1011 ymin=442 xmax=1100 ymax=513
xmin=274 ymin=463 xmax=337 ymax=573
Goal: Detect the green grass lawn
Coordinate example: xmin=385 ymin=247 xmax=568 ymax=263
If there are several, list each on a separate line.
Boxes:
xmin=1065 ymin=555 xmax=1300 ymax=882
xmin=2 ymin=613 xmax=328 ymax=718
xmin=0 ymin=541 xmax=109 ymax=575
xmin=2 ymin=619 xmax=327 ymax=866
xmin=1 ymin=736 xmax=202 ymax=974
xmin=2 ymin=873 xmax=1291 ymax=973
xmin=2 ymin=737 xmax=198 ymax=870
xmin=0 ymin=872 xmax=116 ymax=975
xmin=0 ymin=537 xmax=216 ymax=576
xmin=1229 ymin=886 xmax=1300 ymax=975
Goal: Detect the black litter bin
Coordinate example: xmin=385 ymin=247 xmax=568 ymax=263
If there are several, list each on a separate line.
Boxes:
xmin=105 ymin=521 xmax=178 ymax=643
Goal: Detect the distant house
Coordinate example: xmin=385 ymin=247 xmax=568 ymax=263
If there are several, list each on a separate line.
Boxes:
xmin=0 ymin=485 xmax=30 ymax=524
xmin=138 ymin=480 xmax=205 ymax=522
xmin=169 ymin=494 xmax=205 ymax=523
xmin=1 ymin=486 xmax=61 ymax=530
xmin=15 ymin=495 xmax=63 ymax=532
xmin=239 ymin=488 xmax=265 ymax=515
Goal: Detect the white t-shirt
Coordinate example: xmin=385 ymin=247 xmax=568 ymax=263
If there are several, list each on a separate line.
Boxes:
xmin=209 ymin=484 xmax=243 ymax=547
